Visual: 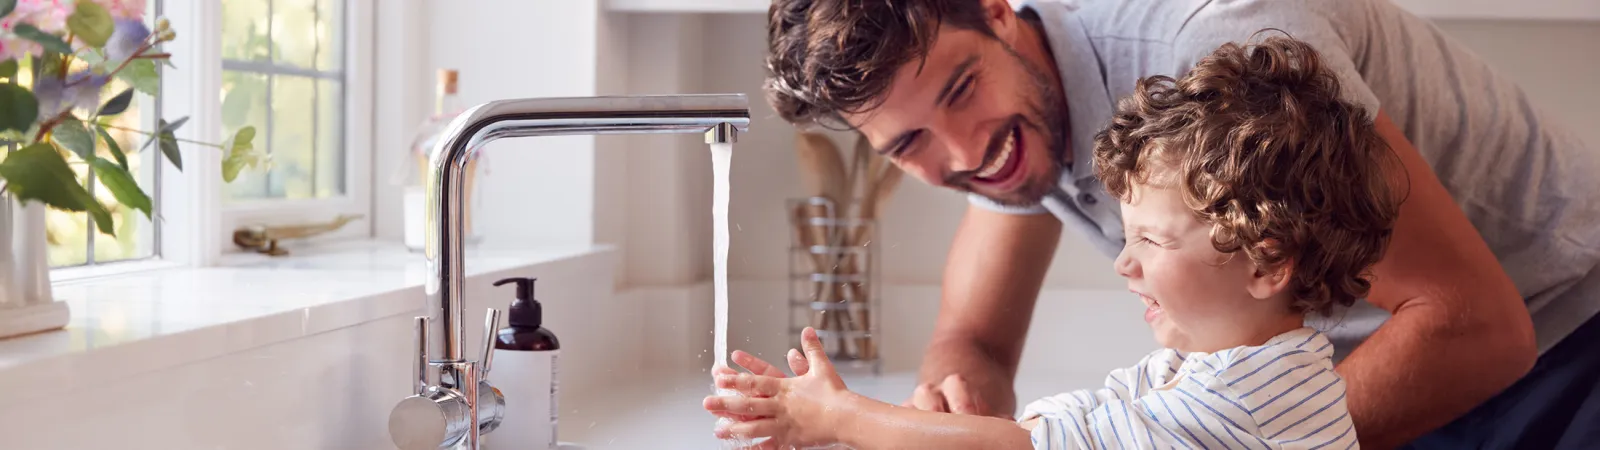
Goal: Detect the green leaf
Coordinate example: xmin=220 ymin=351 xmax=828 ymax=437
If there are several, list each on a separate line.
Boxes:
xmin=78 ymin=50 xmax=105 ymax=66
xmin=95 ymin=125 xmax=127 ymax=170
xmin=89 ymin=157 xmax=151 ymax=219
xmin=221 ymin=83 xmax=254 ymax=128
xmin=138 ymin=116 xmax=187 ymax=151
xmin=158 ymin=129 xmax=180 ymax=170
xmin=67 ymin=1 xmax=114 ymax=47
xmin=53 ymin=118 xmax=95 ymax=160
xmin=142 ymin=118 xmax=185 ymax=170
xmin=0 ymin=0 xmax=16 ymax=19
xmin=222 ymin=126 xmax=258 ymax=182
xmin=13 ymin=24 xmax=72 ymax=54
xmin=98 ymin=88 xmax=134 ymax=116
xmin=34 ymin=51 xmax=63 ymax=78
xmin=116 ymin=59 xmax=159 ymax=96
xmin=0 ymin=59 xmax=16 ymax=79
xmin=0 ymin=143 xmax=111 ymax=236
xmin=0 ymin=84 xmax=37 ymax=133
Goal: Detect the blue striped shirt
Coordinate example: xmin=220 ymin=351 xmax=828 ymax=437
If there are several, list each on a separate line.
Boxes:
xmin=1018 ymin=327 xmax=1358 ymax=449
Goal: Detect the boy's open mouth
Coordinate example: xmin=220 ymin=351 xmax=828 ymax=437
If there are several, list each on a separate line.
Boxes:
xmin=1136 ymin=291 xmax=1162 ymax=323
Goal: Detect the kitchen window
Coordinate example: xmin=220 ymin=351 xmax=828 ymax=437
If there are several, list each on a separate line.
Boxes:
xmin=49 ymin=0 xmax=374 ymax=275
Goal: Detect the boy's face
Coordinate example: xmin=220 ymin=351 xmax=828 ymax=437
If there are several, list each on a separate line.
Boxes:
xmin=1113 ymin=182 xmax=1293 ymax=352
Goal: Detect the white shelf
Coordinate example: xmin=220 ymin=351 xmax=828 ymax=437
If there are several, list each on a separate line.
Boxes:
xmin=1391 ymin=0 xmax=1600 ymax=22
xmin=607 ymin=0 xmax=767 ymax=13
xmin=606 ymin=0 xmax=1600 ymax=21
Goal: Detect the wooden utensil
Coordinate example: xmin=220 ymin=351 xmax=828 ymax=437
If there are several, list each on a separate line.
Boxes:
xmin=837 ymin=135 xmax=906 ymax=359
xmin=793 ymin=132 xmax=859 ymax=356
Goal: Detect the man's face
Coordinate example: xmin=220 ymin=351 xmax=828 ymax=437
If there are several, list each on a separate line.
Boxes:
xmin=842 ymin=15 xmax=1069 ymax=207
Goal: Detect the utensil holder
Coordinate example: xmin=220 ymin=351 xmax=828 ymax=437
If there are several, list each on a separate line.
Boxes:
xmin=787 ymin=197 xmax=881 ymax=375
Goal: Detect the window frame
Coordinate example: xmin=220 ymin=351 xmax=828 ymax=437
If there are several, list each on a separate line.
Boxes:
xmin=48 ymin=0 xmax=377 ymax=277
xmin=217 ymin=0 xmax=376 ymax=248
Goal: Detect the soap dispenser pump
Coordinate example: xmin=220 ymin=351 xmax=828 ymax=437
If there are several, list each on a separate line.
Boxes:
xmin=488 ymin=277 xmax=561 ymax=449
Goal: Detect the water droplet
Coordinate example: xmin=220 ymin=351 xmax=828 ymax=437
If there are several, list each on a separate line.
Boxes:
xmin=736 ymin=223 xmax=742 ymax=231
xmin=589 ymin=421 xmax=597 ymax=429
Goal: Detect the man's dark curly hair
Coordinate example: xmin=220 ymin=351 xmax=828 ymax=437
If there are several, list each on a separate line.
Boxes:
xmin=764 ymin=0 xmax=995 ymax=129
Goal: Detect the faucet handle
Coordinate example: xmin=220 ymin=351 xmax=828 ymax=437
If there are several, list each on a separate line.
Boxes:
xmin=414 ymin=316 xmax=429 ymax=395
xmin=480 ymin=308 xmax=501 ymax=382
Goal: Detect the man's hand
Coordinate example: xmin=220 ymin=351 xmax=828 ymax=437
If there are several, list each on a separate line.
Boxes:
xmin=905 ymin=373 xmax=988 ymax=415
xmin=906 ymin=206 xmax=1062 ymax=418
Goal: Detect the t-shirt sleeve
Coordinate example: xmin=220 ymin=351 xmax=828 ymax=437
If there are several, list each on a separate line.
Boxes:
xmin=967 ymin=192 xmax=1050 ymax=215
xmin=1171 ymin=1 xmax=1382 ymax=119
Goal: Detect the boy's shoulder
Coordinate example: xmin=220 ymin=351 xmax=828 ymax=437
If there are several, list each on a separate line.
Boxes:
xmin=1180 ymin=328 xmax=1338 ymax=381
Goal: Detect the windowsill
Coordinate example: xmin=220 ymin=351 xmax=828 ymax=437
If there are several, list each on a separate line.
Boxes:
xmin=0 ymin=239 xmax=612 ymax=402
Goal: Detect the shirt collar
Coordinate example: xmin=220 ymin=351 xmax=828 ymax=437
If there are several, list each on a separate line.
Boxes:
xmin=1019 ymin=0 xmax=1116 ymax=183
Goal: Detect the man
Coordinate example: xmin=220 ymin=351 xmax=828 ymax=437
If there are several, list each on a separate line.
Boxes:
xmin=759 ymin=0 xmax=1600 ymax=448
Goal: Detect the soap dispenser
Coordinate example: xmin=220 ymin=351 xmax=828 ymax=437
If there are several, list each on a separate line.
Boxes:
xmin=488 ymin=277 xmax=561 ymax=449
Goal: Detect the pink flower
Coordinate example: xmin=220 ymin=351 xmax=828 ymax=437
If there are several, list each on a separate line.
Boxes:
xmin=10 ymin=0 xmax=75 ymax=34
xmin=0 ymin=17 xmax=43 ymax=61
xmin=92 ymin=0 xmax=146 ymax=20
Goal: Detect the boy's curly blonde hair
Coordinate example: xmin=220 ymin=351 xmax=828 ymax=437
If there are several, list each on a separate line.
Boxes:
xmin=1093 ymin=34 xmax=1405 ymax=316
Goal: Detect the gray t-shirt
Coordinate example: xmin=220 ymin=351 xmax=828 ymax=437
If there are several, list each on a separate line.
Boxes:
xmin=978 ymin=0 xmax=1600 ymax=359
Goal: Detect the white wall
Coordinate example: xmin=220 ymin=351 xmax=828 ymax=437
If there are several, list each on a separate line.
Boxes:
xmin=423 ymin=1 xmax=604 ymax=249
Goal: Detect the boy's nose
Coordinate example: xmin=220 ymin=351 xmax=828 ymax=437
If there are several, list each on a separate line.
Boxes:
xmin=1114 ymin=250 xmax=1138 ymax=278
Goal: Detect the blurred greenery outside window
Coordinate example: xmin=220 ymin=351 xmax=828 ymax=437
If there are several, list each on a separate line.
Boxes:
xmin=47 ymin=0 xmax=348 ymax=268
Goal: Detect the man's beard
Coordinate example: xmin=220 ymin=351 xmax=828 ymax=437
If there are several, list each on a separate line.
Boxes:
xmin=952 ymin=45 xmax=1070 ymax=208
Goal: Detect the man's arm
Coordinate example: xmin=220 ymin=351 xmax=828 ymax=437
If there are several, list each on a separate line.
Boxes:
xmin=1337 ymin=110 xmax=1538 ymax=449
xmin=911 ymin=205 xmax=1062 ymax=417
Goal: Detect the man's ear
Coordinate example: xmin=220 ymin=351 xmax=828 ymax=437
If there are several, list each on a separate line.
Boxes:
xmin=1246 ymin=240 xmax=1294 ymax=300
xmin=981 ymin=0 xmax=1017 ymax=39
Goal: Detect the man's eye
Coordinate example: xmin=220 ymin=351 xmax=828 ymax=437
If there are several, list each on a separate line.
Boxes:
xmin=949 ymin=75 xmax=975 ymax=105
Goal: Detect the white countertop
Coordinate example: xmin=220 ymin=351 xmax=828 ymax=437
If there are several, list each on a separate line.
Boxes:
xmin=0 ymin=240 xmax=609 ymax=402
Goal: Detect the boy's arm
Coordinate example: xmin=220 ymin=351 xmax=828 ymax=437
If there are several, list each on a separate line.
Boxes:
xmin=833 ymin=393 xmax=1037 ymax=450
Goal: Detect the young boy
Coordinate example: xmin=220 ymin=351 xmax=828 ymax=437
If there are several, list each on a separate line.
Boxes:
xmin=705 ymin=35 xmax=1401 ymax=450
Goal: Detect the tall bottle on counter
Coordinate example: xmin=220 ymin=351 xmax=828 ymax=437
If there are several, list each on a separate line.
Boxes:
xmin=401 ymin=68 xmax=483 ymax=251
xmin=487 ymin=277 xmax=561 ymax=449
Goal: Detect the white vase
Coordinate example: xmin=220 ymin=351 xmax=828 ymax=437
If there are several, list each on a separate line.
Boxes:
xmin=0 ymin=196 xmax=19 ymax=308
xmin=0 ymin=195 xmax=70 ymax=340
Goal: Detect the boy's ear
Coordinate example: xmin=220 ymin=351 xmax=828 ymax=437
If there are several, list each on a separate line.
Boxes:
xmin=1246 ymin=239 xmax=1294 ymax=300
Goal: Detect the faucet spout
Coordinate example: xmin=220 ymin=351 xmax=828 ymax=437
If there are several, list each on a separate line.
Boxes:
xmin=392 ymin=93 xmax=749 ymax=450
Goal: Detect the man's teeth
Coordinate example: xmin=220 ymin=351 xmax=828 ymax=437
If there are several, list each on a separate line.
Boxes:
xmin=978 ymin=129 xmax=1016 ymax=179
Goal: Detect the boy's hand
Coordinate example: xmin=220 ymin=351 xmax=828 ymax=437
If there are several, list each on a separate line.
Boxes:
xmin=707 ymin=348 xmax=812 ymax=422
xmin=704 ymin=327 xmax=850 ymax=448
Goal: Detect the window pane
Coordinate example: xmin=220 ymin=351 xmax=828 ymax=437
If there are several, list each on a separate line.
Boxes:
xmin=45 ymin=198 xmax=90 ymax=267
xmin=222 ymin=71 xmax=271 ymax=200
xmin=316 ymin=0 xmax=343 ymax=72
xmin=269 ymin=75 xmax=317 ymax=198
xmin=274 ymin=0 xmax=318 ymax=69
xmin=92 ymin=79 xmax=159 ymax=263
xmin=315 ymin=79 xmax=344 ymax=197
xmin=222 ymin=0 xmax=271 ymax=62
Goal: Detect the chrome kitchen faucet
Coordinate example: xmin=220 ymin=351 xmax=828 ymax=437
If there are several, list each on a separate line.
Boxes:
xmin=387 ymin=94 xmax=749 ymax=450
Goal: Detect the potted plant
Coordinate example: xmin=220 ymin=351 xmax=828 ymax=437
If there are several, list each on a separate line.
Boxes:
xmin=0 ymin=0 xmax=263 ymax=339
